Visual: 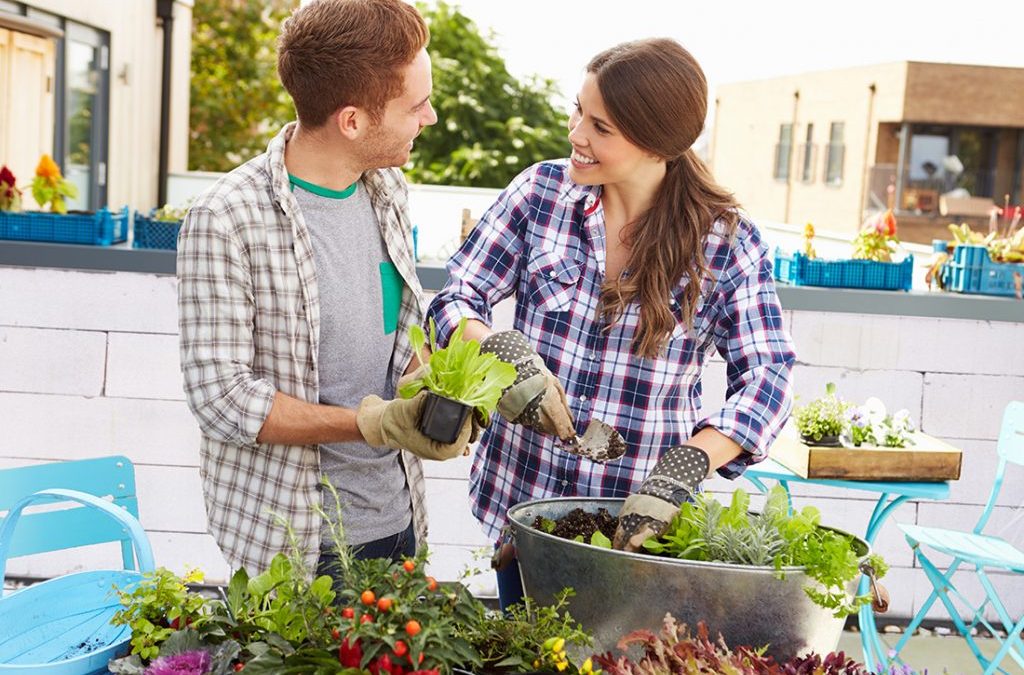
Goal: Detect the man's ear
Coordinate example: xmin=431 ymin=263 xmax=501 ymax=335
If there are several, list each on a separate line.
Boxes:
xmin=335 ymin=105 xmax=365 ymax=140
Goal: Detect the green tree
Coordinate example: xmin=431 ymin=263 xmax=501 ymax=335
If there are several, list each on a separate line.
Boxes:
xmin=187 ymin=0 xmax=568 ymax=186
xmin=188 ymin=0 xmax=297 ymax=171
xmin=411 ymin=2 xmax=569 ymax=187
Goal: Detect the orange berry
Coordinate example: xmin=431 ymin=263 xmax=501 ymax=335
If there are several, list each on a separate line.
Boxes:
xmin=425 ymin=576 xmax=438 ymax=592
xmin=331 ymin=627 xmax=341 ymax=640
xmin=405 ymin=619 xmax=421 ymax=636
xmin=393 ymin=640 xmax=408 ymax=657
xmin=342 ymin=607 xmax=355 ymax=619
xmin=377 ymin=597 xmax=393 ymax=612
xmin=360 ymin=590 xmax=376 ymax=606
xmin=233 ymin=664 xmax=244 ymax=672
xmin=402 ymin=560 xmax=416 ymax=572
xmin=361 ymin=613 xmax=373 ymax=624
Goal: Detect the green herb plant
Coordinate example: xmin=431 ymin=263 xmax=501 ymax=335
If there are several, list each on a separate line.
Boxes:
xmin=642 ymin=486 xmax=887 ymax=618
xmin=153 ymin=203 xmax=189 ymax=222
xmin=111 ymin=567 xmax=211 ymax=661
xmin=398 ymin=317 xmax=517 ymax=424
xmin=793 ymin=382 xmax=848 ymax=442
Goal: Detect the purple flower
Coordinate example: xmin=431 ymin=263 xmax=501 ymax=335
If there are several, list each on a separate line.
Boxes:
xmin=145 ymin=650 xmax=211 ymax=675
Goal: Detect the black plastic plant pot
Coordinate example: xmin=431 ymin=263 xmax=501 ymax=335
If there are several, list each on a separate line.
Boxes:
xmin=802 ymin=433 xmax=842 ymax=447
xmin=418 ymin=391 xmax=472 ymax=444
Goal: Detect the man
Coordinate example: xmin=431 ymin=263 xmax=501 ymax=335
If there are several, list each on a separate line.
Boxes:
xmin=177 ymin=0 xmax=474 ymax=578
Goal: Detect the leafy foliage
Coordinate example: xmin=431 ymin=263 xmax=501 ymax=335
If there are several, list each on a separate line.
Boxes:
xmin=793 ymin=382 xmax=848 ymax=441
xmin=111 ymin=567 xmax=209 ymax=660
xmin=642 ymin=487 xmax=885 ymax=618
xmin=852 ymin=209 xmax=901 ymax=262
xmin=30 ymin=154 xmax=77 ymax=213
xmin=398 ymin=318 xmax=516 ymax=424
xmin=454 ymin=588 xmax=592 ymax=671
xmin=407 ymin=1 xmax=570 ymax=187
xmin=188 ymin=0 xmax=297 ymax=171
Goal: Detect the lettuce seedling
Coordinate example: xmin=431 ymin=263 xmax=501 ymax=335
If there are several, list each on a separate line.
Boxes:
xmin=398 ymin=318 xmax=517 ymax=425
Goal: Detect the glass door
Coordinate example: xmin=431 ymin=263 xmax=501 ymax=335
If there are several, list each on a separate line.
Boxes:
xmin=62 ymin=21 xmax=108 ymax=211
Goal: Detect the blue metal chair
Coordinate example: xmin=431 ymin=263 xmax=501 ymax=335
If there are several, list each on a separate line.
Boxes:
xmin=0 ymin=455 xmax=155 ymax=675
xmin=895 ymin=401 xmax=1024 ymax=675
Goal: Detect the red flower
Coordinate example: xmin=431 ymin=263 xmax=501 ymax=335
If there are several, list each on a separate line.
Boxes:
xmin=0 ymin=165 xmax=15 ymax=187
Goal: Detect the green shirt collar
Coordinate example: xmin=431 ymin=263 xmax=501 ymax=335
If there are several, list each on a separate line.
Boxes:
xmin=288 ymin=173 xmax=358 ymax=199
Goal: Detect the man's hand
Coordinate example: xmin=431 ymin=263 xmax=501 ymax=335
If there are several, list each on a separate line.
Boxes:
xmin=480 ymin=330 xmax=575 ymax=440
xmin=613 ymin=444 xmax=710 ymax=552
xmin=356 ymin=391 xmax=474 ymax=460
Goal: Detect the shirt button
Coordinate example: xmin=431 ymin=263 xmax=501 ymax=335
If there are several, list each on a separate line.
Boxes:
xmin=561 ymin=479 xmax=569 ymax=487
xmin=549 ymin=270 xmax=557 ymax=279
xmin=578 ymin=394 xmax=588 ymax=403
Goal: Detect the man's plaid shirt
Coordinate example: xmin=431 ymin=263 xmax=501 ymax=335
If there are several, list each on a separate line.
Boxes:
xmin=177 ymin=123 xmax=428 ymax=574
xmin=427 ymin=160 xmax=796 ymax=540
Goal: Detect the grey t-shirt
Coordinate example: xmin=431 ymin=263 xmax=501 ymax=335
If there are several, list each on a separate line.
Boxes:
xmin=292 ymin=177 xmax=412 ymax=548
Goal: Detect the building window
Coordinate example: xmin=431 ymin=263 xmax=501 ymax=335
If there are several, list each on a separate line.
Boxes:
xmin=825 ymin=122 xmax=845 ymax=186
xmin=773 ymin=123 xmax=792 ymax=180
xmin=800 ymin=123 xmax=815 ymax=183
xmin=0 ymin=4 xmax=108 ymax=211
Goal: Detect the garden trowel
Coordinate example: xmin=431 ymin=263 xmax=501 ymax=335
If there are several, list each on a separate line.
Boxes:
xmin=557 ymin=418 xmax=626 ymax=463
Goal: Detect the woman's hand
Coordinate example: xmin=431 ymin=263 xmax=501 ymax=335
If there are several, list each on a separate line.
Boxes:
xmin=480 ymin=330 xmax=576 ymax=440
xmin=613 ymin=444 xmax=710 ymax=551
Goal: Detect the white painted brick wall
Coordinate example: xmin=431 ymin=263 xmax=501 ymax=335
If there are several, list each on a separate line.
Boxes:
xmin=1 ymin=266 xmax=1022 ymax=622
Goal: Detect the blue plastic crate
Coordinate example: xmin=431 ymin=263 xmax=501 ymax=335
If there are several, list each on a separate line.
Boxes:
xmin=0 ymin=207 xmax=128 ymax=246
xmin=132 ymin=210 xmax=182 ymax=250
xmin=941 ymin=244 xmax=1024 ymax=298
xmin=774 ymin=248 xmax=913 ymax=291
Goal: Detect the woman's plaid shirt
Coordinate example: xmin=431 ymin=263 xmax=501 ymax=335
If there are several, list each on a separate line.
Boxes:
xmin=177 ymin=124 xmax=428 ymax=574
xmin=427 ymin=160 xmax=796 ymax=540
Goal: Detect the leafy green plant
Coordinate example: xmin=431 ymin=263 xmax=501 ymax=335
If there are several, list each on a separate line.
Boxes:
xmin=794 ymin=382 xmax=848 ymax=442
xmin=111 ymin=567 xmax=211 ymax=661
xmin=398 ymin=318 xmax=516 ymax=424
xmin=643 ymin=486 xmax=886 ymax=618
xmin=455 ymin=588 xmax=593 ymax=673
xmin=852 ymin=209 xmax=901 ymax=262
xmin=153 ymin=203 xmax=189 ymax=222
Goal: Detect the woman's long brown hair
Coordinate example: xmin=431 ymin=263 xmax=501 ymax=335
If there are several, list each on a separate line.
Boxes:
xmin=589 ymin=39 xmax=739 ymax=358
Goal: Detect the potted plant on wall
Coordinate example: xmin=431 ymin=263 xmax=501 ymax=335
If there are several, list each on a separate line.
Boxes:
xmin=793 ymin=383 xmax=847 ymax=447
xmin=0 ymin=154 xmax=128 ymax=246
xmin=398 ymin=318 xmax=517 ymax=444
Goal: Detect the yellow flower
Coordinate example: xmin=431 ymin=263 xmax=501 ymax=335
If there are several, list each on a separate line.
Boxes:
xmin=552 ymin=638 xmax=565 ymax=654
xmin=35 ymin=154 xmax=62 ymax=181
xmin=580 ymin=658 xmax=593 ymax=674
xmin=804 ymin=222 xmax=815 ymax=238
xmin=556 ymin=661 xmax=568 ymax=672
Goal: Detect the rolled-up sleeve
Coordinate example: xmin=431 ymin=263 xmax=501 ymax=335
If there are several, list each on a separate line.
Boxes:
xmin=694 ymin=220 xmax=796 ymax=477
xmin=177 ymin=205 xmax=276 ymax=445
xmin=426 ymin=166 xmax=533 ymax=346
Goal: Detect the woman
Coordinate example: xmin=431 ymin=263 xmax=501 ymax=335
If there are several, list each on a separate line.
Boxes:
xmin=425 ymin=38 xmax=795 ymax=607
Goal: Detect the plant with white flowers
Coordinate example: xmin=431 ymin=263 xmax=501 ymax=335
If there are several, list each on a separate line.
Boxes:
xmin=845 ymin=397 xmax=915 ymax=448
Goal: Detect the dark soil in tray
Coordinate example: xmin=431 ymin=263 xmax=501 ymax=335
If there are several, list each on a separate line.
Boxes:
xmin=532 ymin=507 xmax=617 ymax=542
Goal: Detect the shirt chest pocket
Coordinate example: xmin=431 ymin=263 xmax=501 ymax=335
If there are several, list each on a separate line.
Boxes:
xmin=525 ymin=250 xmax=582 ymax=313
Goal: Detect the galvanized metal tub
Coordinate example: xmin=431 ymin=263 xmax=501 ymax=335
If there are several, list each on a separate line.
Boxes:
xmin=508 ymin=497 xmax=869 ymax=663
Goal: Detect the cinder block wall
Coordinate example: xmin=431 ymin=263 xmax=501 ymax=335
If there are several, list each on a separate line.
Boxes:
xmin=1 ymin=266 xmax=1021 ymax=622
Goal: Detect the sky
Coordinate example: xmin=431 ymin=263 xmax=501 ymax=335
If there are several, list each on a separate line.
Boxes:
xmin=447 ymin=0 xmax=1024 ymax=111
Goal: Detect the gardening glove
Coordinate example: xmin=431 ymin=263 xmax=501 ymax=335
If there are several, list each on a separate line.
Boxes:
xmin=356 ymin=391 xmax=474 ymax=460
xmin=479 ymin=330 xmax=576 ymax=441
xmin=613 ymin=444 xmax=710 ymax=552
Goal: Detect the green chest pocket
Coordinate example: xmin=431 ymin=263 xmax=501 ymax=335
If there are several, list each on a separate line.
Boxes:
xmin=379 ymin=261 xmax=404 ymax=335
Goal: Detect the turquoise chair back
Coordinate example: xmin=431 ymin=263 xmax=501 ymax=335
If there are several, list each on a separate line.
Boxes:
xmin=0 ymin=455 xmax=141 ymax=572
xmin=974 ymin=401 xmax=1024 ymax=535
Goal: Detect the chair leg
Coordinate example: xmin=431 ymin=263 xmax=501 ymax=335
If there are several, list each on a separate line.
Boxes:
xmin=913 ymin=548 xmax=993 ymax=669
xmin=982 ymin=613 xmax=1024 ymax=675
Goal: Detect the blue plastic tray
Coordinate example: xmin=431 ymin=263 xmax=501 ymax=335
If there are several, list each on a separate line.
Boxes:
xmin=132 ymin=210 xmax=181 ymax=250
xmin=774 ymin=248 xmax=913 ymax=291
xmin=0 ymin=207 xmax=128 ymax=246
xmin=941 ymin=244 xmax=1024 ymax=298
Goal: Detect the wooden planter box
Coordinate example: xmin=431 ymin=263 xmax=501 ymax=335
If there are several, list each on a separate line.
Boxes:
xmin=769 ymin=426 xmax=962 ymax=482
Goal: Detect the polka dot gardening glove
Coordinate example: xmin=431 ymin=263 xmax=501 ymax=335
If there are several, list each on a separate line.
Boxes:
xmin=479 ymin=330 xmax=576 ymax=440
xmin=613 ymin=444 xmax=711 ymax=552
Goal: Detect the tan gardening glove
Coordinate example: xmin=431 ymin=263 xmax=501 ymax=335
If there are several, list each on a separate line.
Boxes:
xmin=479 ymin=330 xmax=576 ymax=441
xmin=613 ymin=444 xmax=710 ymax=552
xmin=356 ymin=391 xmax=473 ymax=461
